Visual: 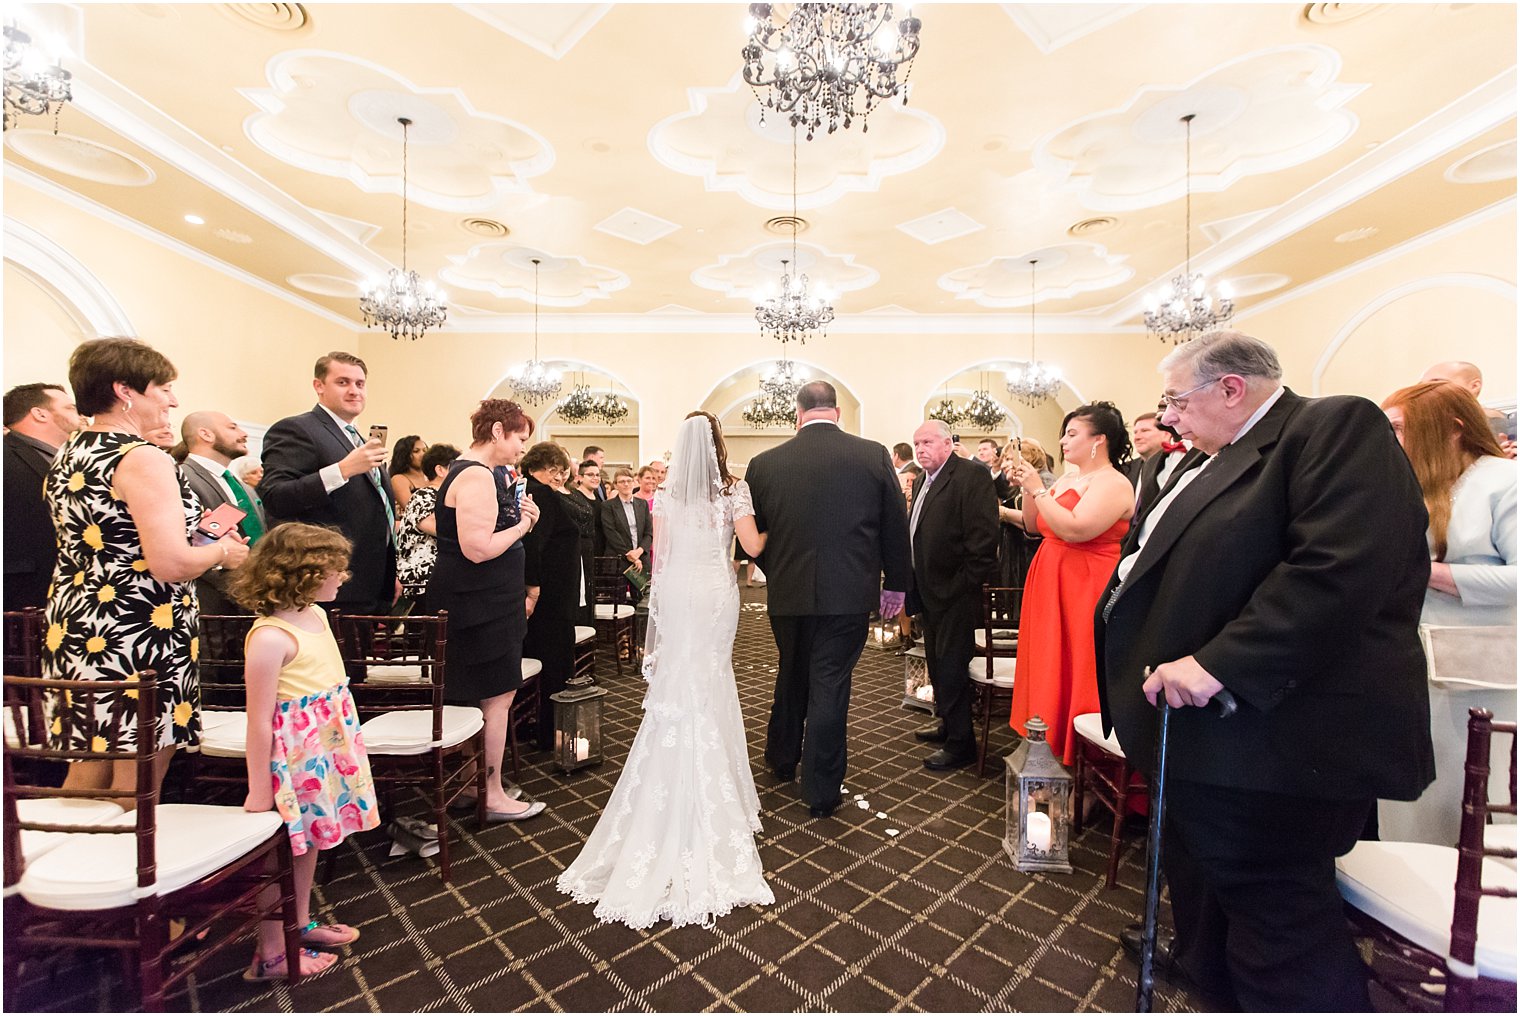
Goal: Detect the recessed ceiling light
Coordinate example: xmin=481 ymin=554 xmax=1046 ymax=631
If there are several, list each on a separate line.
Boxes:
xmin=184 ymin=214 xmax=205 ymax=225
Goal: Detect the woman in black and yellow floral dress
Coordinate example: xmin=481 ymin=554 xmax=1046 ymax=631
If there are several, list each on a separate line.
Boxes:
xmin=43 ymin=339 xmax=249 ymax=797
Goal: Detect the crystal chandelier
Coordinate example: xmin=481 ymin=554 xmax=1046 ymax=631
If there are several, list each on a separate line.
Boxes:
xmin=1144 ymin=114 xmax=1234 ymax=344
xmin=1006 ymin=258 xmax=1062 ymax=407
xmin=360 ymin=117 xmax=447 ymax=341
xmin=3 ymin=24 xmax=71 ymax=132
xmin=556 ymin=378 xmax=598 ymax=424
xmin=755 ymin=129 xmax=834 ymax=346
xmin=961 ymin=382 xmax=1008 ymax=432
xmin=593 ymin=386 xmax=630 ymax=426
xmin=506 ymin=258 xmax=563 ymax=405
xmin=742 ymin=358 xmax=805 ymax=430
xmin=742 ymin=3 xmax=923 ymax=139
xmin=928 ymin=388 xmax=963 ymax=428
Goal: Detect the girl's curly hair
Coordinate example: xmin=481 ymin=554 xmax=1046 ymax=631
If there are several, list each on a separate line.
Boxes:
xmin=229 ymin=523 xmax=352 ymax=615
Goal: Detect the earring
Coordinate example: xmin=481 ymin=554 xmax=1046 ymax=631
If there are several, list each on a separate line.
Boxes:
xmin=124 ymin=398 xmax=133 ymax=414
xmin=1089 ymin=444 xmax=1096 ymax=462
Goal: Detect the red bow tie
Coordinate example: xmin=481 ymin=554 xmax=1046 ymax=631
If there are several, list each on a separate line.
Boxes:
xmin=1161 ymin=440 xmax=1186 ymax=454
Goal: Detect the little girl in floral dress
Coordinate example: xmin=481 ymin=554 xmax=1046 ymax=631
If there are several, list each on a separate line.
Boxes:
xmin=230 ymin=523 xmax=380 ymax=981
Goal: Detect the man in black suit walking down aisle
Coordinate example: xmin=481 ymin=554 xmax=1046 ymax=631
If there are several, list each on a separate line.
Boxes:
xmin=1095 ymin=330 xmax=1433 ymax=1010
xmin=747 ymin=382 xmax=912 ymax=818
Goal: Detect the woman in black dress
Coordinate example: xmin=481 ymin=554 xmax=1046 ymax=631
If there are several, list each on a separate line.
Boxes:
xmin=564 ymin=459 xmax=601 ymax=625
xmin=426 ymin=399 xmax=545 ymax=821
xmin=520 ymin=443 xmax=583 ymax=751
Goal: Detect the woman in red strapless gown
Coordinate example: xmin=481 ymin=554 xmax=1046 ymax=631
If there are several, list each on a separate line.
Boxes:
xmin=1009 ymin=403 xmax=1136 ymax=766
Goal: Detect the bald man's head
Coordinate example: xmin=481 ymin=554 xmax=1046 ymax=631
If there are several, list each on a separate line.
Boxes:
xmin=182 ymin=410 xmax=249 ymax=464
xmin=1421 ymin=360 xmax=1483 ymax=397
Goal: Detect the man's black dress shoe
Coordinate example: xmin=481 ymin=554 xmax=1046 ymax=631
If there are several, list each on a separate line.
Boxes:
xmin=923 ymin=748 xmax=975 ymax=771
xmin=1119 ymin=923 xmax=1178 ymax=970
xmin=808 ymin=803 xmax=838 ymax=819
xmin=771 ymin=765 xmax=796 ymax=782
xmin=913 ymin=721 xmax=947 ymax=742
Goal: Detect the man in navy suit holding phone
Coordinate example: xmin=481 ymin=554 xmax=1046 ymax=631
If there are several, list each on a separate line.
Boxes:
xmin=258 ymin=351 xmax=397 ymax=615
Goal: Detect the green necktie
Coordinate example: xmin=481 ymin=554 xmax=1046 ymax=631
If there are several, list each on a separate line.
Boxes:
xmin=222 ymin=469 xmax=266 ymax=544
xmin=344 ymin=424 xmax=396 ymax=539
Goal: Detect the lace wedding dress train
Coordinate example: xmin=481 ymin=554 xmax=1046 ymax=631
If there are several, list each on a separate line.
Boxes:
xmin=556 ymin=425 xmax=773 ymax=929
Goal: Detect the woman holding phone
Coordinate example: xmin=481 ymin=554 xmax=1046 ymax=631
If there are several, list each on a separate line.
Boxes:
xmin=425 ymin=399 xmax=545 ymax=821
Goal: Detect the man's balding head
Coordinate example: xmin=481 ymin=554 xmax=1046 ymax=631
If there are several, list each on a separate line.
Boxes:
xmin=1421 ymin=360 xmax=1483 ymax=397
xmin=182 ymin=410 xmax=248 ymax=464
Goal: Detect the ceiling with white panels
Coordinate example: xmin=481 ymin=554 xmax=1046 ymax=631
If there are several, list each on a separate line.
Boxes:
xmin=2 ymin=2 xmax=1514 ymax=334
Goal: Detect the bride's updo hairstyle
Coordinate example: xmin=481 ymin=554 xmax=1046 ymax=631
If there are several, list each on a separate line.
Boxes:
xmin=684 ymin=410 xmax=737 ymax=494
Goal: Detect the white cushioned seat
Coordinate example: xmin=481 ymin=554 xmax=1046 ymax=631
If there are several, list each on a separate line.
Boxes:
xmin=17 ymin=803 xmax=283 ymax=911
xmin=4 ymin=709 xmax=20 ymax=749
xmin=521 ymin=658 xmax=543 ymax=680
xmin=360 ymin=704 xmax=484 ymax=755
xmin=1072 ymin=712 xmax=1126 ymax=757
xmin=595 ymin=604 xmax=635 ymax=620
xmin=974 ymin=628 xmax=1017 ymax=650
xmin=197 ymin=711 xmax=248 ymax=758
xmin=574 ymin=625 xmax=596 ymax=644
xmin=1336 ymin=841 xmax=1517 ymax=981
xmin=17 ymin=798 xmax=127 ymax=863
xmin=968 ymin=656 xmax=1016 ymax=687
xmin=366 ymin=664 xmax=426 ymax=686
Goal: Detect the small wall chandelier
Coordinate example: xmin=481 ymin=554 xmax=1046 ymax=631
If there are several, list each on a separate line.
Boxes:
xmin=1006 ymin=259 xmax=1062 ymax=407
xmin=1144 ymin=114 xmax=1234 ymax=344
xmin=360 ymin=117 xmax=448 ymax=341
xmin=755 ymin=129 xmax=834 ymax=347
xmin=742 ymin=3 xmax=923 ymax=139
xmin=961 ymin=380 xmax=1008 ymax=432
xmin=506 ymin=258 xmax=564 ymax=405
xmin=742 ymin=358 xmax=805 ymax=429
xmin=3 ymin=23 xmax=71 ymax=132
xmin=593 ymin=385 xmax=629 ymax=426
xmin=556 ymin=376 xmax=598 ymax=424
xmin=928 ymin=385 xmax=963 ymax=428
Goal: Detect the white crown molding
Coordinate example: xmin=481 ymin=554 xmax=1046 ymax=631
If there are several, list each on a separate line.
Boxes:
xmin=1309 ymin=271 xmax=1517 ymax=396
xmin=452 ymin=3 xmax=611 ymax=60
xmin=1104 ymin=67 xmax=1519 ymax=326
xmin=1238 ymin=195 xmax=1516 ymax=321
xmin=439 ymin=310 xmax=1146 ymax=336
xmin=3 ymin=216 xmax=136 ymax=337
xmin=5 ymin=164 xmax=363 ymax=332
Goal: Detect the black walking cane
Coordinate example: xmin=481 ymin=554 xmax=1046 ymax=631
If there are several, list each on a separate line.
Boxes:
xmin=1135 ymin=669 xmax=1238 ymax=1013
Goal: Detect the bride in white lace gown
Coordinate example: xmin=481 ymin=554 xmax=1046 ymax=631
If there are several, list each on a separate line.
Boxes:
xmin=557 ymin=412 xmax=774 ymax=929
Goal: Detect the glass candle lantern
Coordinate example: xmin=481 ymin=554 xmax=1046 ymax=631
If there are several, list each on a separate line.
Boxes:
xmin=867 ymin=615 xmax=902 ymax=652
xmin=550 ymin=684 xmax=608 ymax=773
xmin=902 ymin=645 xmax=934 ymax=713
xmin=1003 ymin=716 xmax=1074 ymax=873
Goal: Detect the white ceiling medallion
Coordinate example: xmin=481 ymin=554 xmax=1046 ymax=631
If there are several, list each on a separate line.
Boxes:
xmin=240 ymin=50 xmax=554 ymax=213
xmin=287 ymin=273 xmax=363 ymax=297
xmin=1445 ymin=139 xmax=1517 ymax=184
xmin=452 ymin=3 xmax=610 ymax=60
xmin=1033 ymin=45 xmax=1365 ymax=212
xmin=1000 ymin=3 xmax=1142 ymax=53
xmin=896 ymin=208 xmax=985 ymax=246
xmin=939 ymin=243 xmax=1132 ymax=308
xmin=440 ymin=244 xmax=628 ymax=307
xmin=4 ymin=130 xmax=155 ymax=186
xmin=648 ymin=72 xmax=945 ymax=211
xmin=594 ymin=207 xmax=681 ymax=246
xmin=691 ymin=241 xmax=878 ymax=303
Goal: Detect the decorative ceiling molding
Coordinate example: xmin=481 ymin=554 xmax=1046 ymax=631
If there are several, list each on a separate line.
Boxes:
xmin=1200 ymin=207 xmax=1274 ymax=244
xmin=691 ymin=241 xmax=879 ymax=302
xmin=437 ymin=310 xmax=1140 ymax=336
xmin=452 ymin=3 xmax=611 ymax=60
xmin=594 ymin=207 xmax=681 ymax=246
xmin=440 ymin=243 xmax=628 ymax=307
xmin=287 ymin=273 xmax=363 ymax=297
xmin=1034 ymin=45 xmax=1365 ymax=212
xmin=1000 ymin=4 xmax=1143 ymax=54
xmin=240 ymin=50 xmax=555 ymax=212
xmin=312 ymin=210 xmax=381 ymax=246
xmin=4 ymin=216 xmax=137 ymax=337
xmin=648 ymin=72 xmax=945 ymax=211
xmin=939 ymin=243 xmax=1133 ymax=307
xmin=896 ymin=207 xmax=985 ymax=246
xmin=4 ymin=130 xmax=156 ymax=187
xmin=1445 ymin=138 xmax=1516 ymax=183
xmin=1224 ymin=272 xmax=1292 ymax=298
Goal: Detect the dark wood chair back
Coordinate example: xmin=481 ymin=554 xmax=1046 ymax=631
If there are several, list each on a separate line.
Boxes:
xmin=196 ymin=614 xmax=257 ymax=711
xmin=2 ymin=609 xmax=46 ymax=747
xmin=592 ymin=556 xmax=630 ymax=607
xmin=329 ymin=612 xmax=449 ymax=727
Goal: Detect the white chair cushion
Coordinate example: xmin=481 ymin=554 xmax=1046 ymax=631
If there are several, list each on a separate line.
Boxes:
xmin=366 ymin=664 xmax=426 ymax=686
xmin=17 ymin=798 xmax=127 ymax=863
xmin=1072 ymin=712 xmax=1126 ymax=758
xmin=1336 ymin=840 xmax=1517 ymax=981
xmin=595 ymin=604 xmax=635 ymax=620
xmin=198 ymin=711 xmax=248 ymax=758
xmin=4 ymin=709 xmax=20 ymax=749
xmin=574 ymin=625 xmax=596 ymax=644
xmin=360 ymin=705 xmax=484 ymax=755
xmin=974 ymin=628 xmax=1017 ymax=650
xmin=968 ymin=656 xmax=1016 ymax=688
xmin=521 ymin=658 xmax=543 ymax=680
xmin=17 ymin=803 xmax=283 ymax=911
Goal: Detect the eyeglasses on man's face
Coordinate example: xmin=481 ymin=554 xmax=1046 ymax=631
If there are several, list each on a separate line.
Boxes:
xmin=1160 ymin=376 xmax=1220 ymax=412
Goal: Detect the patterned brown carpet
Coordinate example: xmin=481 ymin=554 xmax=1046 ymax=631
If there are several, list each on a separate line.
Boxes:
xmin=13 ymin=586 xmax=1209 ymax=1013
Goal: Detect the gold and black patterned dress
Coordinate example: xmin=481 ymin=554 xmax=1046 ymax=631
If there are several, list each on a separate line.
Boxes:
xmin=42 ymin=430 xmax=201 ymax=751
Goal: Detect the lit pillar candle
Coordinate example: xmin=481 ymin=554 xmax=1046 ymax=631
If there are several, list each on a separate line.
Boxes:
xmin=1026 ymin=812 xmax=1052 ymax=852
xmin=574 ymin=736 xmax=590 ymax=761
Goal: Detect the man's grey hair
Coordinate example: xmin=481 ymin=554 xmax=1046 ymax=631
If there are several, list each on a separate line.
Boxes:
xmin=920 ymin=419 xmax=952 ymax=439
xmin=796 ymin=380 xmax=837 ymax=412
xmin=1160 ymin=330 xmax=1283 ymax=385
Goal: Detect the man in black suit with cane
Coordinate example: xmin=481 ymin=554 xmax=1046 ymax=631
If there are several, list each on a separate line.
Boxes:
xmin=747 ymin=382 xmax=912 ymax=818
xmin=1095 ymin=330 xmax=1433 ymax=1011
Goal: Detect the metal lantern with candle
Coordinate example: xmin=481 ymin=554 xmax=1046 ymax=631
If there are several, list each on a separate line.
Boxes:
xmin=902 ymin=645 xmax=934 ymax=712
xmin=866 ymin=614 xmax=901 ymax=652
xmin=550 ymin=683 xmax=608 ymax=773
xmin=1003 ymin=716 xmax=1074 ymax=873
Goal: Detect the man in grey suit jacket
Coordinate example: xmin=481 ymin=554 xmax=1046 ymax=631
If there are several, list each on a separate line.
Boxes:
xmin=747 ymin=382 xmax=912 ymax=817
xmin=177 ymin=411 xmax=267 ymax=616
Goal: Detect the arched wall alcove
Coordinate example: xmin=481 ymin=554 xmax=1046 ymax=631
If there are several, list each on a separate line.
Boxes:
xmin=699 ymin=359 xmax=862 ymax=470
xmin=485 ymin=360 xmax=642 ymax=469
xmin=921 ymin=360 xmax=1084 ymax=447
